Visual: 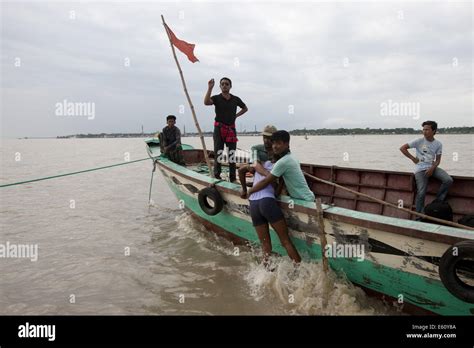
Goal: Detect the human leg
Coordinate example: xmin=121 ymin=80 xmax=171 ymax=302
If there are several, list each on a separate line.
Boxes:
xmin=254 ymin=224 xmax=272 ymax=266
xmin=169 ymin=145 xmax=185 ymax=165
xmin=213 ymin=126 xmax=224 ymax=179
xmin=250 ymin=199 xmax=272 ymax=266
xmin=432 ymin=167 xmax=453 ymax=201
xmin=270 ymin=220 xmax=301 ymax=263
xmin=227 ymin=141 xmax=237 ymax=182
xmin=414 ymin=171 xmax=429 ymax=213
xmin=158 ymin=133 xmax=165 ymax=154
xmin=260 ymin=198 xmax=301 ymax=263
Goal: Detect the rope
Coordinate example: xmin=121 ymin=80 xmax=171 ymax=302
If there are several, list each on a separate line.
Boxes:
xmin=304 ymin=172 xmax=474 ymax=231
xmin=148 ymin=160 xmax=157 ymax=203
xmin=0 ymin=158 xmax=150 ymax=188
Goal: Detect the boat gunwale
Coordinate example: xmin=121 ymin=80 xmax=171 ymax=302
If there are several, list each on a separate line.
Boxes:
xmin=300 ymin=161 xmax=474 ymax=181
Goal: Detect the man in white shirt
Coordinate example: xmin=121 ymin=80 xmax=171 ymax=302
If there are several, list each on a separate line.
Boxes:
xmin=400 ymin=121 xmax=453 ymax=214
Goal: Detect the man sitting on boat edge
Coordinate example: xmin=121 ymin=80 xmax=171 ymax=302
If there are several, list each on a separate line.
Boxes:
xmin=399 ymin=120 xmax=453 ymax=216
xmin=158 ymin=115 xmax=185 ymax=166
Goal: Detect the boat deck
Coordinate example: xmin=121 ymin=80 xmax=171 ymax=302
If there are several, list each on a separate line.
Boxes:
xmin=301 ymin=163 xmax=474 ymax=222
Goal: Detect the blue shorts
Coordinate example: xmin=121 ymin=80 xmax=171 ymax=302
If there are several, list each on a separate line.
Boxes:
xmin=249 ymin=197 xmax=285 ymax=226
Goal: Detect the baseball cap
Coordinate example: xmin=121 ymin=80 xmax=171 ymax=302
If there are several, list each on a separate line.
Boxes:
xmin=261 ymin=125 xmax=277 ymax=137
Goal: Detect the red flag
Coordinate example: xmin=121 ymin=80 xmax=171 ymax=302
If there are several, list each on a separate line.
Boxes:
xmin=165 ymin=24 xmax=199 ymax=63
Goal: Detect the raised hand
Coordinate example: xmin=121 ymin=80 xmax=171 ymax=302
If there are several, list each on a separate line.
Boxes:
xmin=208 ymin=78 xmax=215 ymax=89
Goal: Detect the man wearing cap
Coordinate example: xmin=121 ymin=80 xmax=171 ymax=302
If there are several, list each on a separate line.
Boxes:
xmin=239 ymin=125 xmax=278 ymax=198
xmin=250 ymin=125 xmax=277 ymax=163
xmin=159 ymin=115 xmax=185 ymax=165
xmin=204 ymin=77 xmax=248 ymax=182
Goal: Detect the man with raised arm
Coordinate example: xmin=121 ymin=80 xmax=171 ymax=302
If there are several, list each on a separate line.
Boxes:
xmin=204 ymin=77 xmax=248 ymax=182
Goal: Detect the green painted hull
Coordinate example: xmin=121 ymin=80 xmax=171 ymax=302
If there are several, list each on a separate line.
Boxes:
xmin=166 ymin=176 xmax=471 ymax=315
xmin=147 ymin=141 xmax=474 ymax=316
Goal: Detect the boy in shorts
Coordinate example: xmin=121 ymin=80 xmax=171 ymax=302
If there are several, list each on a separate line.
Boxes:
xmin=239 ymin=155 xmax=301 ymax=266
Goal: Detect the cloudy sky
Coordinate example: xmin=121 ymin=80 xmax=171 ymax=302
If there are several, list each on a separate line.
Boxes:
xmin=1 ymin=0 xmax=472 ymax=138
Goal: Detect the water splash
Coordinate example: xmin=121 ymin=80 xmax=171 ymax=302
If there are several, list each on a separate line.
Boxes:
xmin=172 ymin=212 xmax=397 ymax=315
xmin=244 ymin=256 xmax=397 ymax=315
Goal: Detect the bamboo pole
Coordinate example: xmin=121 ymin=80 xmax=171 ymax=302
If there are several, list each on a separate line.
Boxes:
xmin=304 ymin=172 xmax=474 ymax=231
xmin=161 ymin=15 xmax=213 ymax=177
xmin=316 ymin=198 xmax=329 ymax=273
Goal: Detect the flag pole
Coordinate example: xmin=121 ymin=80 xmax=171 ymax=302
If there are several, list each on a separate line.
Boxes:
xmin=161 ymin=15 xmax=213 ymax=177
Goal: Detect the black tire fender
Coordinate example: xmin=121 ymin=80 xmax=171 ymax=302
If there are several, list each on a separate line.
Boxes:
xmin=198 ymin=186 xmax=224 ymax=216
xmin=439 ymin=241 xmax=474 ymax=303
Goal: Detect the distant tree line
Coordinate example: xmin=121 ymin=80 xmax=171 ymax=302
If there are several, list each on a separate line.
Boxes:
xmin=57 ymin=133 xmax=155 ymax=139
xmin=57 ymin=127 xmax=473 ymax=138
xmin=290 ymin=127 xmax=474 ymax=136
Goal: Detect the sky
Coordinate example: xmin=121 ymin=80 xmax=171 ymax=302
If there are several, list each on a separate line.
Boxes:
xmin=1 ymin=0 xmax=473 ymax=138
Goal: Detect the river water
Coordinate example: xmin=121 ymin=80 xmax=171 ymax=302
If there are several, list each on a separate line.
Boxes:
xmin=0 ymin=135 xmax=472 ymax=315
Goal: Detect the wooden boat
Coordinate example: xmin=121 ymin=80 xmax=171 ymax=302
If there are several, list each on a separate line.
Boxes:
xmin=145 ymin=138 xmax=474 ymax=315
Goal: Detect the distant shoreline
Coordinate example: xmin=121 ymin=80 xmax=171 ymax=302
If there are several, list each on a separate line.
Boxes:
xmin=51 ymin=127 xmax=472 ymax=138
xmin=5 ymin=127 xmax=473 ymax=139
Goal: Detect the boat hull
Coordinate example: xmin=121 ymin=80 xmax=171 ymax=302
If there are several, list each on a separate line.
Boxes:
xmin=154 ymin=154 xmax=474 ymax=316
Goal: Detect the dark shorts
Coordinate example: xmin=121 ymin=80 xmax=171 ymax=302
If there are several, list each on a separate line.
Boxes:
xmin=249 ymin=197 xmax=285 ymax=226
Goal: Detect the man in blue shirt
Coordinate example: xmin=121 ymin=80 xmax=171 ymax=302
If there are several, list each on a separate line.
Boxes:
xmin=400 ymin=121 xmax=453 ymax=214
